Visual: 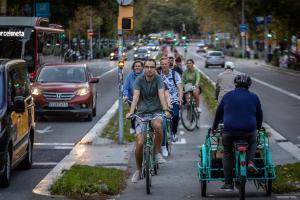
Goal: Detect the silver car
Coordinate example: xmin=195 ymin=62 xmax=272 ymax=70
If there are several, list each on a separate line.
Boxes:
xmin=205 ymin=51 xmax=225 ymax=68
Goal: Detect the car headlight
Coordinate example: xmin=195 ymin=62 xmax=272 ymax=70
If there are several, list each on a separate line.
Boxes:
xmin=122 ymin=52 xmax=126 ymax=56
xmin=110 ymin=53 xmax=114 ymax=56
xmin=148 ymin=50 xmax=151 ymax=54
xmin=134 ymin=47 xmax=138 ymax=51
xmin=134 ymin=54 xmax=138 ymax=57
xmin=32 ymin=88 xmax=42 ymax=96
xmin=77 ymin=88 xmax=89 ymax=96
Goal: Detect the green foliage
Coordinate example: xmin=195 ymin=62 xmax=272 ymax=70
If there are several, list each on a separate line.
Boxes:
xmin=200 ymin=76 xmax=218 ymax=112
xmin=50 ymin=165 xmax=128 ymax=198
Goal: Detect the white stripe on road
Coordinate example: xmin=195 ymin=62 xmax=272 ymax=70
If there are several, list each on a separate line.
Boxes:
xmin=34 ymin=143 xmax=75 ymax=146
xmin=179 ymin=125 xmax=184 ymax=129
xmin=250 ymin=76 xmax=300 ymax=100
xmin=199 ymin=125 xmax=212 ymax=128
xmin=33 ymin=162 xmax=58 ymax=166
xmin=179 ymin=130 xmax=185 ymax=135
xmin=276 ymin=196 xmax=297 ymax=199
xmin=53 ymin=146 xmax=74 ymax=150
xmin=98 ymin=68 xmax=117 ymax=79
xmin=173 ymin=138 xmax=186 ymax=144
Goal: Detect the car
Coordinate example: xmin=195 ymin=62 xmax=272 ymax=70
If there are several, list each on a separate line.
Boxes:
xmin=204 ymin=51 xmax=225 ymax=68
xmin=110 ymin=48 xmax=128 ymax=61
xmin=146 ymin=43 xmax=159 ymax=51
xmin=0 ymin=59 xmax=35 ymax=187
xmin=31 ymin=63 xmax=99 ymax=121
xmin=196 ymin=43 xmax=208 ymax=53
xmin=134 ymin=48 xmax=151 ymax=60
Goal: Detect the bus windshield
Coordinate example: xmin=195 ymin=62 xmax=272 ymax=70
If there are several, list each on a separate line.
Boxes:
xmin=0 ymin=39 xmax=22 ymax=58
xmin=0 ymin=70 xmax=4 ymax=109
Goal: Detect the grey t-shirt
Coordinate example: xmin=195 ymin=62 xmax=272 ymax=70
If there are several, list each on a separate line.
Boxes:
xmin=134 ymin=74 xmax=164 ymax=115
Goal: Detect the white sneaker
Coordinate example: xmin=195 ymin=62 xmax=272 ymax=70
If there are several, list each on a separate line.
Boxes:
xmin=130 ymin=128 xmax=136 ymax=134
xmin=156 ymin=153 xmax=167 ymax=164
xmin=197 ymin=106 xmax=202 ymax=113
xmin=161 ymin=146 xmax=168 ymax=157
xmin=131 ymin=170 xmax=141 ymax=183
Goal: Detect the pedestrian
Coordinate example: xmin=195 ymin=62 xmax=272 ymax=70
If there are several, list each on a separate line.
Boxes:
xmin=123 ymin=60 xmax=144 ymax=134
xmin=215 ymin=61 xmax=236 ymax=103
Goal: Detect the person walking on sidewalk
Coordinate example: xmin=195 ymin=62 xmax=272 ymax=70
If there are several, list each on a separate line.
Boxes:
xmin=123 ymin=60 xmax=144 ymax=134
xmin=215 ymin=61 xmax=236 ymax=103
xmin=212 ymin=74 xmax=263 ymax=191
xmin=159 ymin=57 xmax=183 ymax=143
xmin=126 ymin=59 xmax=170 ymax=183
xmin=182 ymin=59 xmax=202 ymax=113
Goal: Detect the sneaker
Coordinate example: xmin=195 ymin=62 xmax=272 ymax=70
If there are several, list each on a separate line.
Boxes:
xmin=248 ymin=161 xmax=259 ymax=174
xmin=131 ymin=170 xmax=141 ymax=183
xmin=172 ymin=134 xmax=178 ymax=143
xmin=130 ymin=128 xmax=135 ymax=134
xmin=220 ymin=183 xmax=234 ymax=192
xmin=156 ymin=153 xmax=167 ymax=164
xmin=197 ymin=106 xmax=202 ymax=113
xmin=161 ymin=146 xmax=168 ymax=157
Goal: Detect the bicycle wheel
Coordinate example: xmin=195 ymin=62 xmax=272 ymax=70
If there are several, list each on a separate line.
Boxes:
xmin=145 ymin=146 xmax=151 ymax=194
xmin=153 ymin=145 xmax=157 ymax=175
xmin=239 ymin=176 xmax=246 ymax=200
xmin=166 ymin=121 xmax=172 ymax=154
xmin=265 ymin=173 xmax=272 ymax=196
xmin=200 ymin=174 xmax=207 ymax=197
xmin=181 ymin=105 xmax=197 ymax=131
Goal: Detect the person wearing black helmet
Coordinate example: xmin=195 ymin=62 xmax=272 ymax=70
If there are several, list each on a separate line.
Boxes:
xmin=212 ymin=74 xmax=263 ymax=191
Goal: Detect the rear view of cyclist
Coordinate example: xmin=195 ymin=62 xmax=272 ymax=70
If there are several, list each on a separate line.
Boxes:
xmin=182 ymin=59 xmax=202 ymax=112
xmin=212 ymin=74 xmax=263 ymax=191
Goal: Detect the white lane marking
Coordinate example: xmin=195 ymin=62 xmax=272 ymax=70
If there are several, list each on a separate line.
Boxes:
xmin=179 ymin=125 xmax=184 ymax=129
xmin=297 ymin=136 xmax=300 ymax=139
xmin=33 ymin=162 xmax=58 ymax=166
xmin=250 ymin=76 xmax=300 ymax=100
xmin=199 ymin=125 xmax=211 ymax=128
xmin=34 ymin=143 xmax=75 ymax=146
xmin=53 ymin=146 xmax=73 ymax=150
xmin=179 ymin=130 xmax=185 ymax=135
xmin=262 ymin=123 xmax=287 ymax=141
xmin=98 ymin=68 xmax=117 ymax=79
xmin=36 ymin=126 xmax=53 ymax=134
xmin=173 ymin=138 xmax=186 ymax=144
xmin=276 ymin=196 xmax=297 ymax=199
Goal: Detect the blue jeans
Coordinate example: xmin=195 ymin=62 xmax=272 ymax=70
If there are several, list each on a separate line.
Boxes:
xmin=162 ymin=117 xmax=167 ymax=146
xmin=171 ymin=103 xmax=180 ymax=135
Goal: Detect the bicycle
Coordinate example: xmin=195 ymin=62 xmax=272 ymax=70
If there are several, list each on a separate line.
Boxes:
xmin=164 ymin=116 xmax=173 ymax=155
xmin=129 ymin=113 xmax=164 ymax=194
xmin=180 ymin=84 xmax=200 ymax=131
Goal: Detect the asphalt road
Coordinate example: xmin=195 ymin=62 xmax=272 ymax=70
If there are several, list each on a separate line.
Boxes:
xmin=178 ymin=44 xmax=300 ymax=146
xmin=0 ymin=55 xmax=134 ymax=200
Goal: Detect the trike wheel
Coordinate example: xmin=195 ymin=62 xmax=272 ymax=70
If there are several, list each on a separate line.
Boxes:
xmin=265 ymin=178 xmax=272 ymax=196
xmin=181 ymin=105 xmax=197 ymax=131
xmin=239 ymin=176 xmax=246 ymax=200
xmin=200 ymin=174 xmax=207 ymax=197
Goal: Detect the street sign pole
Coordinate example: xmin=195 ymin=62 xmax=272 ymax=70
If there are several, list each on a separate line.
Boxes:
xmin=118 ymin=29 xmax=124 ymax=144
xmin=241 ymin=0 xmax=245 ymax=58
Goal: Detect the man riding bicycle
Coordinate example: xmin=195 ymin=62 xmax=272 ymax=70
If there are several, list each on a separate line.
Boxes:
xmin=126 ymin=59 xmax=170 ymax=183
xmin=182 ymin=59 xmax=202 ymax=113
xmin=212 ymin=74 xmax=263 ymax=191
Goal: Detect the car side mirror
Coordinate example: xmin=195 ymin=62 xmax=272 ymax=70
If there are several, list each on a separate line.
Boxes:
xmin=89 ymin=77 xmax=99 ymax=83
xmin=13 ymin=96 xmax=26 ymax=113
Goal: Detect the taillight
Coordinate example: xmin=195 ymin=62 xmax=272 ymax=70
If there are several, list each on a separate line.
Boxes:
xmin=241 ymin=161 xmax=246 ymax=166
xmin=238 ymin=146 xmax=247 ymax=152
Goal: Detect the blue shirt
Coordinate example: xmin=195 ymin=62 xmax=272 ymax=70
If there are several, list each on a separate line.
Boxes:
xmin=123 ymin=71 xmax=143 ymax=101
xmin=213 ymin=88 xmax=263 ymax=134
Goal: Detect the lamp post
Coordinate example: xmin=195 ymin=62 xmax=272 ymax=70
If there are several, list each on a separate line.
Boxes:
xmin=241 ymin=0 xmax=245 ymax=58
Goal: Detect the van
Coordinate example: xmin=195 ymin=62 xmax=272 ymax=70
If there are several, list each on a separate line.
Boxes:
xmin=0 ymin=59 xmax=35 ymax=187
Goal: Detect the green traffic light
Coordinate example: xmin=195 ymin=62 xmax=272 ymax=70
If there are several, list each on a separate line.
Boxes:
xmin=182 ymin=36 xmax=187 ymax=40
xmin=267 ymin=33 xmax=272 ymax=38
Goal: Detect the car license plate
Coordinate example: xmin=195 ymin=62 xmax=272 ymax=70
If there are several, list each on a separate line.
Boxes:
xmin=48 ymin=102 xmax=68 ymax=108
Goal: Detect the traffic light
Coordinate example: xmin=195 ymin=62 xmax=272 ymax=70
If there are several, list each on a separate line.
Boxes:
xmin=118 ymin=6 xmax=133 ymax=30
xmin=122 ymin=18 xmax=133 ymax=30
xmin=182 ymin=30 xmax=187 ymax=40
xmin=267 ymin=31 xmax=272 ymax=38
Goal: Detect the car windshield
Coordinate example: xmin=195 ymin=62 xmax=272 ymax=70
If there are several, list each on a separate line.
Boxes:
xmin=137 ymin=49 xmax=147 ymax=53
xmin=0 ymin=70 xmax=4 ymax=109
xmin=209 ymin=52 xmax=223 ymax=57
xmin=37 ymin=67 xmax=87 ymax=83
xmin=147 ymin=43 xmax=155 ymax=46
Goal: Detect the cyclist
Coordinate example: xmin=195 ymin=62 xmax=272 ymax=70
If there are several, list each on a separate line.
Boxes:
xmin=173 ymin=56 xmax=183 ymax=75
xmin=182 ymin=59 xmax=202 ymax=113
xmin=168 ymin=56 xmax=174 ymax=69
xmin=126 ymin=59 xmax=170 ymax=183
xmin=123 ymin=60 xmax=144 ymax=134
xmin=159 ymin=57 xmax=183 ymax=143
xmin=212 ymin=74 xmax=263 ymax=191
xmin=215 ymin=61 xmax=236 ymax=103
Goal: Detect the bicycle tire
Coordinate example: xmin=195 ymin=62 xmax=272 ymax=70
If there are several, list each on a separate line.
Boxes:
xmin=200 ymin=174 xmax=207 ymax=197
xmin=265 ymin=173 xmax=272 ymax=196
xmin=239 ymin=176 xmax=246 ymax=200
xmin=181 ymin=105 xmax=197 ymax=131
xmin=145 ymin=146 xmax=151 ymax=194
xmin=166 ymin=121 xmax=172 ymax=154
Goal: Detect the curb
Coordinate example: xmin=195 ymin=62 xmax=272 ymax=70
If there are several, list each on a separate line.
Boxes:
xmin=197 ymin=66 xmax=300 ymax=161
xmin=33 ymin=100 xmax=121 ymax=196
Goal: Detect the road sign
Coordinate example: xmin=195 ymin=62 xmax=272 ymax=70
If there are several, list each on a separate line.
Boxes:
xmin=36 ymin=3 xmax=50 ymax=17
xmin=116 ymin=0 xmax=133 ymax=5
xmin=239 ymin=24 xmax=248 ymax=32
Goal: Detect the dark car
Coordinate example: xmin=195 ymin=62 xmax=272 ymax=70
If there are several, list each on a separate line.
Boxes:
xmin=134 ymin=48 xmax=151 ymax=60
xmin=110 ymin=48 xmax=128 ymax=61
xmin=32 ymin=63 xmax=99 ymax=121
xmin=0 ymin=59 xmax=35 ymax=187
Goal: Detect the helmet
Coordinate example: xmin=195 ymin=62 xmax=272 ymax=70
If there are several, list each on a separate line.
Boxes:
xmin=234 ymin=74 xmax=252 ymax=89
xmin=225 ymin=61 xmax=235 ymax=70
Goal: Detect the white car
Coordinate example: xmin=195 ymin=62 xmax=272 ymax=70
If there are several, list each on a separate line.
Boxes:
xmin=205 ymin=51 xmax=225 ymax=68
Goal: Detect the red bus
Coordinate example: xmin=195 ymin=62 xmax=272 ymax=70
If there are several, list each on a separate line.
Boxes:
xmin=0 ymin=17 xmax=64 ymax=78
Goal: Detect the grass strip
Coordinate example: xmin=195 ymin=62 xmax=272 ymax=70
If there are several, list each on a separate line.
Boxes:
xmin=50 ymin=165 xmax=128 ymax=198
xmin=100 ymin=103 xmax=135 ymax=143
xmin=200 ymin=75 xmax=218 ymax=112
xmin=273 ymin=162 xmax=300 ymax=193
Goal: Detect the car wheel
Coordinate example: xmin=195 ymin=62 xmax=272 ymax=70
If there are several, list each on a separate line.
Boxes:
xmin=205 ymin=64 xmax=208 ymax=68
xmin=86 ymin=113 xmax=93 ymax=121
xmin=19 ymin=132 xmax=33 ymax=170
xmin=0 ymin=149 xmax=11 ymax=188
xmin=221 ymin=64 xmax=225 ymax=68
